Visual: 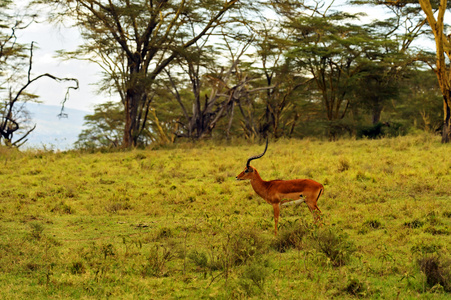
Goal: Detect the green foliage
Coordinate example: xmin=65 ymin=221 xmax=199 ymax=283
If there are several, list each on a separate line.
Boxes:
xmin=227 ymin=229 xmax=268 ymax=266
xmin=189 ymin=250 xmax=208 ymax=269
xmin=345 ymin=276 xmax=369 ymax=297
xmin=404 ymin=219 xmax=424 ymax=229
xmin=240 ymin=260 xmax=271 ymax=295
xmin=29 ymin=222 xmax=45 ymax=240
xmin=141 ymin=244 xmax=175 ymax=277
xmin=312 ymin=227 xmax=357 ymax=267
xmin=417 ymin=255 xmax=451 ymax=292
xmin=363 ymin=219 xmax=382 ymax=229
xmin=75 ymin=101 xmax=124 ymax=149
xmin=271 ymin=220 xmax=310 ymax=252
xmin=69 ymin=261 xmax=85 ymax=275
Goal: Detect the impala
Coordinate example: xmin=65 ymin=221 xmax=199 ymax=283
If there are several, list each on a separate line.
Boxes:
xmin=236 ymin=139 xmax=324 ymax=235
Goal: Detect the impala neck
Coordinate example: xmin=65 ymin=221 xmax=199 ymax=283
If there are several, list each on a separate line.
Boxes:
xmin=250 ymin=169 xmax=268 ymax=198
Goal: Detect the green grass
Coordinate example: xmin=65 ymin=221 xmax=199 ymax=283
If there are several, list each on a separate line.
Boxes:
xmin=1 ymin=133 xmax=450 ymax=299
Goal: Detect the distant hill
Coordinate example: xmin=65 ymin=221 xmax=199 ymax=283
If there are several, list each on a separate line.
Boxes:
xmin=22 ymin=103 xmax=89 ymax=150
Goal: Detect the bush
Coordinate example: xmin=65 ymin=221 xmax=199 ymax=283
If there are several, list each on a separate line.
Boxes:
xmin=404 ymin=219 xmax=424 ymax=229
xmin=189 ymin=228 xmax=267 ymax=276
xmin=228 ymin=229 xmax=267 ymax=266
xmin=142 ymin=244 xmax=175 ymax=277
xmin=155 ymin=227 xmax=173 ymax=240
xmin=312 ymin=228 xmax=356 ymax=267
xmin=29 ymin=222 xmax=45 ymax=240
xmin=272 ymin=221 xmax=310 ymax=253
xmin=345 ymin=277 xmax=368 ymax=297
xmin=188 ymin=248 xmax=222 ymax=274
xmin=364 ymin=219 xmax=382 ymax=229
xmin=69 ymin=261 xmax=86 ymax=275
xmin=417 ymin=255 xmax=451 ymax=292
xmin=239 ymin=260 xmax=271 ymax=296
xmin=359 ymin=219 xmax=383 ymax=234
xmin=188 ymin=250 xmax=208 ymax=269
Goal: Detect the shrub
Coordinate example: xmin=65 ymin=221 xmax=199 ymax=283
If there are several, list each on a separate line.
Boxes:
xmin=345 ymin=277 xmax=368 ymax=297
xmin=101 ymin=243 xmax=115 ymax=259
xmin=404 ymin=219 xmax=424 ymax=229
xmin=312 ymin=228 xmax=356 ymax=267
xmin=359 ymin=219 xmax=383 ymax=234
xmin=51 ymin=201 xmax=75 ymax=214
xmin=417 ymin=255 xmax=451 ymax=292
xmin=105 ymin=202 xmax=132 ymax=213
xmin=228 ymin=229 xmax=267 ymax=266
xmin=70 ymin=261 xmax=86 ymax=275
xmin=189 ymin=250 xmax=208 ymax=269
xmin=155 ymin=227 xmax=173 ymax=240
xmin=272 ymin=221 xmax=309 ymax=253
xmin=364 ymin=219 xmax=382 ymax=229
xmin=29 ymin=222 xmax=45 ymax=240
xmin=337 ymin=157 xmax=350 ymax=172
xmin=239 ymin=260 xmax=271 ymax=296
xmin=188 ymin=249 xmax=222 ymax=274
xmin=424 ymin=226 xmax=449 ymax=236
xmin=189 ymin=228 xmax=267 ymax=277
xmin=142 ymin=244 xmax=175 ymax=277
xmin=242 ymin=262 xmax=269 ymax=290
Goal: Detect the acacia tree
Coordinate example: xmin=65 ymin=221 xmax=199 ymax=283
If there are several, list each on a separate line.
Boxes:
xmin=167 ymin=33 xmax=275 ymax=140
xmin=418 ymin=0 xmax=451 ymax=142
xmin=352 ymin=0 xmax=450 ymax=142
xmin=274 ymin=0 xmax=426 ymax=139
xmin=248 ymin=22 xmax=312 ymax=139
xmin=75 ymin=101 xmax=124 ymax=148
xmin=40 ymin=0 xmax=247 ymax=147
xmin=349 ymin=20 xmax=416 ymax=126
xmin=284 ymin=12 xmax=373 ymax=139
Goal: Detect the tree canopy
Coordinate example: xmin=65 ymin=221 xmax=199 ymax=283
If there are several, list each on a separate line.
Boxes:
xmin=1 ymin=0 xmax=448 ymax=147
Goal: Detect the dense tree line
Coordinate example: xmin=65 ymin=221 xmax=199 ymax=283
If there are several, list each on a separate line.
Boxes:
xmin=0 ymin=0 xmax=449 ymax=148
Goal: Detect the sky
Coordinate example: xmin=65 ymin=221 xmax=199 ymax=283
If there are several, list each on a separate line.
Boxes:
xmin=17 ymin=15 xmax=107 ymax=113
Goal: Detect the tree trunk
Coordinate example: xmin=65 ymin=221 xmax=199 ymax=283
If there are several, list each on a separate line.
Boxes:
xmin=123 ymin=54 xmax=144 ymax=148
xmin=442 ymin=93 xmax=451 ymax=143
xmin=372 ymin=98 xmax=382 ymax=125
xmin=123 ymin=89 xmax=140 ymax=147
xmin=418 ymin=0 xmax=450 ymax=143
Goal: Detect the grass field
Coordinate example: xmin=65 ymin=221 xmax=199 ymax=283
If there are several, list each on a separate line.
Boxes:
xmin=0 ymin=134 xmax=450 ymax=299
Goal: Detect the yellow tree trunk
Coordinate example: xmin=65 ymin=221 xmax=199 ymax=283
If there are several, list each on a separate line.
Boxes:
xmin=419 ymin=0 xmax=451 ymax=142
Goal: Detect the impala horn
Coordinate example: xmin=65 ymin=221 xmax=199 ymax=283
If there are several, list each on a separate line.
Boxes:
xmin=246 ymin=138 xmax=269 ymax=169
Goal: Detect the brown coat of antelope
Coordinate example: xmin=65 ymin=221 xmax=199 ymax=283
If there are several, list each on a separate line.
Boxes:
xmin=236 ymin=140 xmax=324 ymax=235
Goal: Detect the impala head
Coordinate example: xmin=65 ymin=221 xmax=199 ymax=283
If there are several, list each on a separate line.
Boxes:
xmin=236 ymin=139 xmax=268 ymax=181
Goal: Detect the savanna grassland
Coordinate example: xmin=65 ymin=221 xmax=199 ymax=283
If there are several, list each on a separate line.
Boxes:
xmin=0 ymin=134 xmax=450 ymax=299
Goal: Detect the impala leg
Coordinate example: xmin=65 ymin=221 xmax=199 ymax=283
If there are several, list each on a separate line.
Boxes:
xmin=272 ymin=204 xmax=280 ymax=236
xmin=306 ymin=201 xmax=322 ymax=223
